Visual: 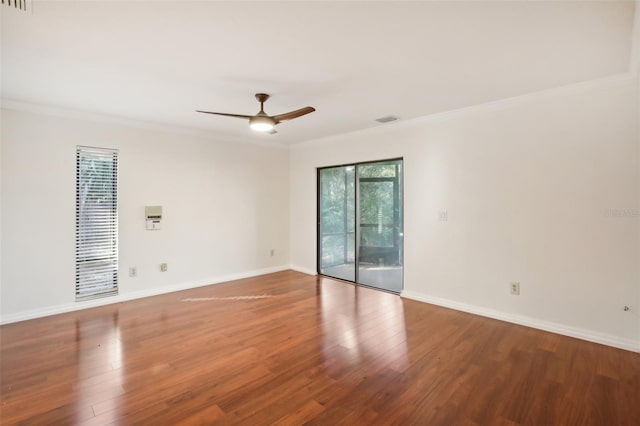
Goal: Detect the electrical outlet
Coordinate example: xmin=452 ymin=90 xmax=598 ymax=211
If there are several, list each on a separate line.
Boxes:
xmin=160 ymin=263 xmax=167 ymax=272
xmin=270 ymin=249 xmax=275 ymax=257
xmin=129 ymin=267 xmax=137 ymax=278
xmin=510 ymin=282 xmax=520 ymax=295
xmin=438 ymin=210 xmax=448 ymax=221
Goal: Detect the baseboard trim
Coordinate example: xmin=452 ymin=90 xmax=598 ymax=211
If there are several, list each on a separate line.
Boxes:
xmin=0 ymin=265 xmax=290 ymax=325
xmin=288 ymin=265 xmax=318 ymax=276
xmin=401 ymin=290 xmax=640 ymax=353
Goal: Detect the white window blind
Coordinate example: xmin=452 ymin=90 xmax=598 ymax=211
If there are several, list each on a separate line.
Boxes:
xmin=76 ymin=146 xmax=119 ymax=300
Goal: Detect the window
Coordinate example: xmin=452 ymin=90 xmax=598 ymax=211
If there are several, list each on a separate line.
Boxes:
xmin=75 ymin=146 xmax=119 ymax=300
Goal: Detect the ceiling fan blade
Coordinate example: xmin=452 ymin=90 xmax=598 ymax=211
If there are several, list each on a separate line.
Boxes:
xmin=273 ymin=107 xmax=316 ymax=123
xmin=196 ymin=111 xmax=253 ymax=120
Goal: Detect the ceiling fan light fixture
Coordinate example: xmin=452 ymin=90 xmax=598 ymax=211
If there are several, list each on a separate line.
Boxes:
xmin=249 ymin=116 xmax=275 ymax=132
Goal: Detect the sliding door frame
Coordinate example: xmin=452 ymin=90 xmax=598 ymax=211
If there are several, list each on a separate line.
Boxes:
xmin=316 ymin=157 xmax=404 ymax=291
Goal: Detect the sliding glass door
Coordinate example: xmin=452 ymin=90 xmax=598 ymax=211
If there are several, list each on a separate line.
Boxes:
xmin=318 ymin=159 xmax=403 ymax=293
xmin=318 ymin=166 xmax=356 ymax=281
xmin=356 ymin=160 xmax=403 ymax=292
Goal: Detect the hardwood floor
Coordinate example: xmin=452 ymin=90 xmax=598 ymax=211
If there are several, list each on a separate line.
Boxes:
xmin=1 ymin=270 xmax=639 ymax=425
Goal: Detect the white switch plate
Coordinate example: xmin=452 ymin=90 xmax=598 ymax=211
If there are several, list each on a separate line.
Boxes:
xmin=160 ymin=263 xmax=167 ymax=272
xmin=146 ymin=220 xmax=161 ymax=230
xmin=129 ymin=267 xmax=137 ymax=277
xmin=510 ymin=282 xmax=520 ymax=295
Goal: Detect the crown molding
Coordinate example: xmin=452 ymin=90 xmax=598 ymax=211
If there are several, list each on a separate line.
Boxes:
xmin=293 ymin=72 xmax=635 ymax=149
xmin=0 ymin=99 xmax=289 ymax=150
xmin=3 ymin=71 xmax=634 ymax=152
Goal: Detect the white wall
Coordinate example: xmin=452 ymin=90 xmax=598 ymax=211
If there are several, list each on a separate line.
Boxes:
xmin=1 ymin=108 xmax=290 ymax=322
xmin=290 ymin=76 xmax=640 ymax=351
xmin=1 ymin=80 xmax=638 ymax=352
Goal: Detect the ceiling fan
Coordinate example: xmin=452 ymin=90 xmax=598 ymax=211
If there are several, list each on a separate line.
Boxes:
xmin=196 ymin=93 xmax=315 ymax=133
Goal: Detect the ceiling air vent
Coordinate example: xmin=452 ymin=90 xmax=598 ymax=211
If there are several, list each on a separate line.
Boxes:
xmin=375 ymin=115 xmax=398 ymax=123
xmin=2 ymin=0 xmax=28 ymax=11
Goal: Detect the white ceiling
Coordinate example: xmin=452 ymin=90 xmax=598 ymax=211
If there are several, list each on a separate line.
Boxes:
xmin=1 ymin=1 xmax=635 ymax=145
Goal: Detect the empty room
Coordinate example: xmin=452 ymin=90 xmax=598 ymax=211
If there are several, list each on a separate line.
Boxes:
xmin=1 ymin=1 xmax=639 ymax=425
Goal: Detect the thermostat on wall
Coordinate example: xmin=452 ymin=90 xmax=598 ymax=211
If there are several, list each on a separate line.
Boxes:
xmin=145 ymin=205 xmax=162 ymax=230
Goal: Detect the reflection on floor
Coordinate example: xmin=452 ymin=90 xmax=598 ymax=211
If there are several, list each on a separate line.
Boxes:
xmin=322 ymin=263 xmax=403 ymax=293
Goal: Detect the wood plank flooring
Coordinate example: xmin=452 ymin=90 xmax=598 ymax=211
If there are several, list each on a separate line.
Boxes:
xmin=1 ymin=270 xmax=639 ymax=425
